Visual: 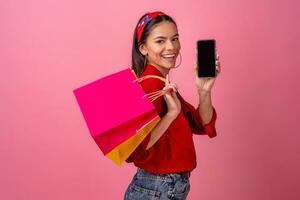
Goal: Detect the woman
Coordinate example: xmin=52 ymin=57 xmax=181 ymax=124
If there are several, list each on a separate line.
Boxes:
xmin=124 ymin=11 xmax=221 ymax=200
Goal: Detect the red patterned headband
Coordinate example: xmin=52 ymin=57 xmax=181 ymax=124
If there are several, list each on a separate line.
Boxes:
xmin=136 ymin=11 xmax=165 ymax=43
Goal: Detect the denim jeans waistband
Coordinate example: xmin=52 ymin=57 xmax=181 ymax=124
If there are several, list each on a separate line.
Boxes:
xmin=137 ymin=168 xmax=191 ymax=183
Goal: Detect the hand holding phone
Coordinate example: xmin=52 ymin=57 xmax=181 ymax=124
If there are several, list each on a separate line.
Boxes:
xmin=197 ymin=40 xmax=216 ymax=77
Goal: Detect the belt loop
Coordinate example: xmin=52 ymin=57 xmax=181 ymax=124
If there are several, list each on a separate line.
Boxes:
xmin=180 ymin=172 xmax=191 ymax=180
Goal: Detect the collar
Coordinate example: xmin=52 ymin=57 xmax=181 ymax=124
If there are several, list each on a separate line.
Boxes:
xmin=142 ymin=63 xmax=165 ymax=78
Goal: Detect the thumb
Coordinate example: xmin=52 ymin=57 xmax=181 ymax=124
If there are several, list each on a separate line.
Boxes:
xmin=165 ymin=74 xmax=169 ymax=87
xmin=193 ymin=60 xmax=197 ymax=71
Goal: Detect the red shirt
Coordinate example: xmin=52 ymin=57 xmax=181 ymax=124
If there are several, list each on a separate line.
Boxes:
xmin=126 ymin=64 xmax=217 ymax=174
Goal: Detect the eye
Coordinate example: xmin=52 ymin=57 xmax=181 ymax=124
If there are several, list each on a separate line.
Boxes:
xmin=156 ymin=40 xmax=164 ymax=44
xmin=172 ymin=37 xmax=179 ymax=41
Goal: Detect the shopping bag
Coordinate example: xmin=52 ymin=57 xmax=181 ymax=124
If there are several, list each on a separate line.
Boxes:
xmin=105 ymin=74 xmax=168 ymax=165
xmin=73 ymin=68 xmax=166 ymax=157
xmin=105 ymin=116 xmax=160 ymax=165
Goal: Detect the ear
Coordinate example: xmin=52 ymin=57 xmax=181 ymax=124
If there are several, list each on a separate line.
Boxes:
xmin=138 ymin=43 xmax=148 ymax=56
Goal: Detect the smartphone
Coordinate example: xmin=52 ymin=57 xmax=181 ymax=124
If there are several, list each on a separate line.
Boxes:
xmin=197 ymin=40 xmax=216 ymax=77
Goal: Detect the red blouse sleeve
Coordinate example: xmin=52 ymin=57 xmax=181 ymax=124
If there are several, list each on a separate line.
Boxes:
xmin=178 ymin=93 xmax=217 ymax=138
xmin=126 ymin=77 xmax=166 ymax=163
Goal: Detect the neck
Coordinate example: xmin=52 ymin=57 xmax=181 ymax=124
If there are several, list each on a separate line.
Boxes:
xmin=147 ymin=62 xmax=169 ymax=77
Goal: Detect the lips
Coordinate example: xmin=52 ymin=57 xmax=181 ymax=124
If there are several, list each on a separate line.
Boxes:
xmin=161 ymin=53 xmax=176 ymax=61
xmin=162 ymin=53 xmax=176 ymax=58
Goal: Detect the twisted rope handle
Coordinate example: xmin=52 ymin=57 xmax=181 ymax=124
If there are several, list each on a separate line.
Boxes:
xmin=134 ymin=75 xmax=166 ymax=83
xmin=131 ymin=72 xmax=169 ymax=102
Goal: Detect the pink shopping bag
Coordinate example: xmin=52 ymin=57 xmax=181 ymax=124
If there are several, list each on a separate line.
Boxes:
xmin=73 ymin=68 xmax=159 ymax=155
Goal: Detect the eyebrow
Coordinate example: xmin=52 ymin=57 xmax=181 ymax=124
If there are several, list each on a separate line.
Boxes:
xmin=154 ymin=33 xmax=179 ymax=39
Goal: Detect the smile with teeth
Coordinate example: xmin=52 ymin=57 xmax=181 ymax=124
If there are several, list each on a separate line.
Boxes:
xmin=162 ymin=54 xmax=176 ymax=60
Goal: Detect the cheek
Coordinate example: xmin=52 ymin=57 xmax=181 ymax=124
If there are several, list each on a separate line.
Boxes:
xmin=148 ymin=51 xmax=162 ymax=61
xmin=176 ymin=42 xmax=181 ymax=50
xmin=150 ymin=48 xmax=163 ymax=58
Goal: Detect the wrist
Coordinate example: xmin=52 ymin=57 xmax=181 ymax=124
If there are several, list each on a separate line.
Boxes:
xmin=197 ymin=89 xmax=211 ymax=97
xmin=197 ymin=88 xmax=211 ymax=95
xmin=165 ymin=112 xmax=178 ymax=122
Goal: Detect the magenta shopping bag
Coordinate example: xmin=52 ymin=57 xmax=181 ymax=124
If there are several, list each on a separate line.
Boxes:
xmin=73 ymin=68 xmax=160 ymax=155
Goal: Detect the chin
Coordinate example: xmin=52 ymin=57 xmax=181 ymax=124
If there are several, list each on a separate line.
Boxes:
xmin=156 ymin=61 xmax=176 ymax=70
xmin=166 ymin=62 xmax=176 ymax=69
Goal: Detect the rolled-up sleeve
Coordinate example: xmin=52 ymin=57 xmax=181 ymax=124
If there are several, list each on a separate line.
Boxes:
xmin=179 ymin=94 xmax=217 ymax=138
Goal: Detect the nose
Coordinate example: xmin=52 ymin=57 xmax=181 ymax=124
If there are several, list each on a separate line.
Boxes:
xmin=165 ymin=39 xmax=175 ymax=50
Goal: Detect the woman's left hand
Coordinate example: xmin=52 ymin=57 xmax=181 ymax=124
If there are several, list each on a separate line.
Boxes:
xmin=194 ymin=53 xmax=221 ymax=93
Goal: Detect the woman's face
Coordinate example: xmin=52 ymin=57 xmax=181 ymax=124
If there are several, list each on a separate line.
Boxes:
xmin=139 ymin=21 xmax=181 ymax=76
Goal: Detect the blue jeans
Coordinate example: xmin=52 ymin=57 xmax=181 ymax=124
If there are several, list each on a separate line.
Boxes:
xmin=124 ymin=168 xmax=190 ymax=200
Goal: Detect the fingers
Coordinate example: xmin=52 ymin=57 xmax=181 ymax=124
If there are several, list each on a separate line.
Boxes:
xmin=164 ymin=74 xmax=178 ymax=92
xmin=193 ymin=60 xmax=198 ymax=77
xmin=163 ymin=85 xmax=179 ymax=101
xmin=165 ymin=74 xmax=169 ymax=86
xmin=215 ymin=52 xmax=221 ymax=76
xmin=162 ymin=75 xmax=181 ymax=112
xmin=164 ymin=74 xmax=171 ymax=92
xmin=193 ymin=60 xmax=198 ymax=71
xmin=163 ymin=90 xmax=175 ymax=105
xmin=163 ymin=81 xmax=177 ymax=104
xmin=163 ymin=85 xmax=177 ymax=93
xmin=171 ymin=90 xmax=180 ymax=103
xmin=168 ymin=83 xmax=177 ymax=93
xmin=163 ymin=89 xmax=180 ymax=109
xmin=193 ymin=55 xmax=221 ymax=78
xmin=216 ymin=64 xmax=221 ymax=75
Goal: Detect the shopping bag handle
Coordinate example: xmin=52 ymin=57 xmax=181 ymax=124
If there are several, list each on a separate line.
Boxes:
xmin=131 ymin=71 xmax=172 ymax=102
xmin=131 ymin=69 xmax=166 ymax=83
xmin=134 ymin=75 xmax=166 ymax=83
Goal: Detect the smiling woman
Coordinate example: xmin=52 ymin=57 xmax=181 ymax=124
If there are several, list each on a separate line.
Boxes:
xmin=138 ymin=21 xmax=181 ymax=77
xmin=131 ymin=12 xmax=181 ymax=78
xmin=124 ymin=11 xmax=220 ymax=200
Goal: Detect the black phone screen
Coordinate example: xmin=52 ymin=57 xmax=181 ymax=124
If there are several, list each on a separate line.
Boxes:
xmin=197 ymin=40 xmax=216 ymax=77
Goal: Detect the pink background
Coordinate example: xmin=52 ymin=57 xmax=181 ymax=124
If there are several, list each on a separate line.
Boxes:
xmin=1 ymin=0 xmax=299 ymax=199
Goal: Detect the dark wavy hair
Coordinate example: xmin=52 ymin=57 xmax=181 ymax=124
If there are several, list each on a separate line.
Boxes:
xmin=131 ymin=12 xmax=177 ymax=77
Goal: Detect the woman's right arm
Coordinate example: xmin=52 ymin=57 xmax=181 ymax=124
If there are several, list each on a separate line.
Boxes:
xmin=145 ymin=113 xmax=174 ymax=150
xmin=146 ymin=76 xmax=181 ymax=150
